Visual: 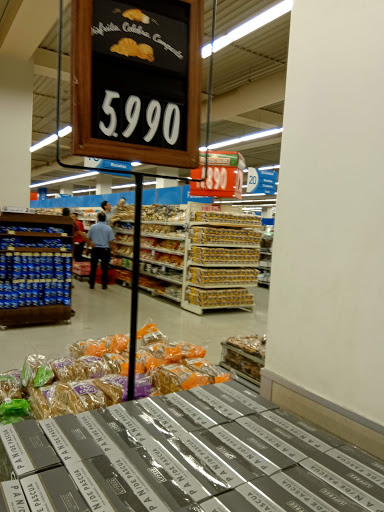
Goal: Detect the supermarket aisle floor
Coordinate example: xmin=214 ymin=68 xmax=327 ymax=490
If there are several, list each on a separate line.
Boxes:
xmin=0 ymin=281 xmax=269 ymax=371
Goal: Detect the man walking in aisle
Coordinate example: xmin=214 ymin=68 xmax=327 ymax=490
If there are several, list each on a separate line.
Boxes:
xmin=88 ymin=212 xmax=114 ymax=290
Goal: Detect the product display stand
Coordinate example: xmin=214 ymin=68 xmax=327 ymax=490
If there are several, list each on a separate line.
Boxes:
xmin=0 ymin=212 xmax=73 ymax=328
xmin=181 ymin=203 xmax=261 ymax=315
xmin=111 ymin=205 xmax=188 ymax=305
xmin=258 ymin=231 xmax=273 ymax=287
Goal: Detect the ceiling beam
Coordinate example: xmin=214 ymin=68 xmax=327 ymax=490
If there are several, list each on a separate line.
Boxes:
xmin=202 ymin=70 xmax=286 ymax=124
xmin=34 ymin=48 xmax=70 ymax=82
xmin=0 ymin=0 xmax=70 ymax=60
xmin=226 ymin=135 xmax=282 ymax=153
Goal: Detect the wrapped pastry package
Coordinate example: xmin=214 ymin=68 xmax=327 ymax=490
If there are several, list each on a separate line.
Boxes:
xmin=145 ymin=343 xmax=183 ymax=370
xmin=108 ymin=334 xmax=130 ymax=353
xmin=56 ymin=381 xmax=108 ymax=414
xmin=21 ymin=354 xmax=54 ymax=389
xmin=152 ymin=364 xmax=210 ymax=394
xmin=168 ymin=341 xmax=207 ymax=359
xmin=103 ymin=353 xmax=128 ymax=374
xmin=120 ymin=350 xmax=149 ymax=376
xmin=51 ymin=357 xmax=78 ymax=382
xmin=183 ymin=358 xmax=232 ymax=384
xmin=137 ymin=319 xmax=168 ymax=345
xmin=73 ymin=356 xmax=108 ymax=380
xmin=94 ymin=375 xmax=128 ymax=405
xmin=0 ymin=370 xmax=22 ymax=402
xmin=28 ymin=384 xmax=68 ymax=420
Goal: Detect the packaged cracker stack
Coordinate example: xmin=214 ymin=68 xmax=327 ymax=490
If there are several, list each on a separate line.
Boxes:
xmin=191 ymin=247 xmax=259 ymax=265
xmin=194 ymin=210 xmax=261 ymax=226
xmin=187 ymin=287 xmax=254 ymax=308
xmin=189 ymin=267 xmax=258 ymax=286
xmin=190 ymin=226 xmax=261 ymax=245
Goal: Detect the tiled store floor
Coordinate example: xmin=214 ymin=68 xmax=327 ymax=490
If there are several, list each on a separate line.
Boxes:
xmin=0 ymin=280 xmax=269 ymax=371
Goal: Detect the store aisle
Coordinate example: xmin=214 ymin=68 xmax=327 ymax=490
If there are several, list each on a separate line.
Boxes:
xmin=0 ymin=282 xmax=269 ymax=371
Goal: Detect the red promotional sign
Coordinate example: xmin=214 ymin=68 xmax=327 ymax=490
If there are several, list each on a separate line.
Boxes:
xmin=190 ymin=152 xmax=245 ymax=199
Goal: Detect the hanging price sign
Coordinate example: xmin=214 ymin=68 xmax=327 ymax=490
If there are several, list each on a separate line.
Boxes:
xmin=190 ymin=151 xmax=245 ymax=198
xmin=72 ymin=0 xmax=203 ymax=169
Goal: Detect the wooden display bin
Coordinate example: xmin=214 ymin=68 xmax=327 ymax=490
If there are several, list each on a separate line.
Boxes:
xmin=0 ymin=212 xmax=73 ymax=328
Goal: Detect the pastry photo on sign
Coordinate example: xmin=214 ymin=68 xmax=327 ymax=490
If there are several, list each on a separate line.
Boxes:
xmin=123 ymin=8 xmax=150 ymax=24
xmin=110 ymin=38 xmax=155 ymax=62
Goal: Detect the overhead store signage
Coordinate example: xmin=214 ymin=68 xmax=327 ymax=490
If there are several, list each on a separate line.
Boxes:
xmin=84 ymin=156 xmax=132 ymax=177
xmin=72 ymin=0 xmax=203 ymax=169
xmin=190 ymin=152 xmax=245 ymax=199
xmin=247 ymin=167 xmax=277 ymax=195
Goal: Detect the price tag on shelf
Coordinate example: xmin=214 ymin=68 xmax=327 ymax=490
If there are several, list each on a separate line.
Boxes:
xmin=46 ymin=279 xmax=52 ymax=283
xmin=7 ymin=231 xmax=15 ymax=235
xmin=7 ymin=247 xmax=14 ymax=251
xmin=66 ymin=279 xmax=72 ymax=283
xmin=60 ymin=247 xmax=66 ymax=252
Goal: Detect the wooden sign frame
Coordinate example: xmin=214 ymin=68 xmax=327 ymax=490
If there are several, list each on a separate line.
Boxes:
xmin=71 ymin=0 xmax=203 ymax=169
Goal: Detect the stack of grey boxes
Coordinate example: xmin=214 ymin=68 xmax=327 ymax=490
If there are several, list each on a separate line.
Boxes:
xmin=0 ymin=380 xmax=383 ymax=512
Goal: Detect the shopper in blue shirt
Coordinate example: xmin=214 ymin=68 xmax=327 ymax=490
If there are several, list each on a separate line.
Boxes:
xmin=88 ymin=212 xmax=115 ymax=290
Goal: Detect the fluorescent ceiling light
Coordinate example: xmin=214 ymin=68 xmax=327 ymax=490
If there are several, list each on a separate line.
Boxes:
xmin=58 ymin=126 xmax=72 ymax=138
xmin=131 ymin=161 xmax=142 ymax=167
xmin=111 ymin=183 xmax=136 ymax=190
xmin=259 ymin=164 xmax=280 ymax=170
xmin=111 ymin=180 xmax=157 ymax=190
xmin=199 ymin=127 xmax=283 ymax=151
xmin=73 ymin=188 xmax=97 ymax=194
xmin=30 ymin=171 xmax=99 ymax=189
xmin=30 ymin=126 xmax=72 ymax=153
xmin=201 ymin=0 xmax=293 ymax=58
xmin=46 ymin=194 xmax=56 ymax=198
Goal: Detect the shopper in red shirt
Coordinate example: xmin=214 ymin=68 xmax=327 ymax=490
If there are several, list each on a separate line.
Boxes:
xmin=71 ymin=212 xmax=86 ymax=262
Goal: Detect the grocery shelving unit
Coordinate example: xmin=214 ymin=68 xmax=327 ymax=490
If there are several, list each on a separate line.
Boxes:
xmin=258 ymin=231 xmax=274 ymax=287
xmin=110 ymin=205 xmax=188 ymax=305
xmin=181 ymin=204 xmax=262 ymax=315
xmin=0 ymin=212 xmax=73 ymax=328
xmin=220 ymin=341 xmax=265 ymax=387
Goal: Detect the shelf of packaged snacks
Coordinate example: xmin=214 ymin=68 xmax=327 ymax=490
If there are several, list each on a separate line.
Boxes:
xmin=182 ymin=301 xmax=254 ymax=315
xmin=140 ymin=270 xmax=182 ymax=285
xmin=114 ymin=253 xmax=183 ymax=271
xmin=0 ymin=232 xmax=72 ymax=238
xmin=153 ymin=290 xmax=181 ymax=303
xmin=189 ymin=221 xmax=261 ymax=229
xmin=187 ymin=261 xmax=259 ymax=268
xmin=186 ymin=281 xmax=258 ymax=289
xmin=114 ymin=241 xmax=133 ymax=247
xmin=116 ymin=229 xmax=185 ymax=241
xmin=220 ymin=342 xmax=265 ymax=365
xmin=141 ymin=259 xmax=183 ymax=271
xmin=0 ymin=248 xmax=72 ymax=253
xmin=116 ymin=220 xmax=186 ymax=226
xmin=220 ymin=362 xmax=260 ymax=386
xmin=115 ymin=242 xmax=184 ymax=257
xmin=190 ymin=243 xmax=259 ymax=249
xmin=116 ymin=278 xmax=181 ymax=303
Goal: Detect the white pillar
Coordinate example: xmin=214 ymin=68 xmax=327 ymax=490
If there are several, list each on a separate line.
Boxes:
xmin=60 ymin=184 xmax=73 ymax=195
xmin=0 ymin=56 xmax=33 ymax=208
xmin=261 ymin=206 xmax=273 ymax=219
xmin=156 ymin=178 xmax=178 ymax=188
xmin=265 ymin=0 xmax=384 ymax=428
xmin=96 ymin=174 xmax=112 ymax=195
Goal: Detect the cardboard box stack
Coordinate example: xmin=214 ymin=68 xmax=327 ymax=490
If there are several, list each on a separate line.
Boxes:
xmin=1 ymin=379 xmax=382 ymax=512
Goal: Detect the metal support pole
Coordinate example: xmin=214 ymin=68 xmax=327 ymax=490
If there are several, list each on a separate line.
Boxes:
xmin=203 ymin=0 xmax=218 ymax=175
xmin=127 ymin=174 xmax=143 ymax=401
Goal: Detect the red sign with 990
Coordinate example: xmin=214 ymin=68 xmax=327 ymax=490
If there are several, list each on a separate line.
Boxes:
xmin=190 ymin=151 xmax=245 ymax=198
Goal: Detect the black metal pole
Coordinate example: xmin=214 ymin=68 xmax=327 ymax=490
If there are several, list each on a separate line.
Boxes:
xmin=127 ymin=174 xmax=143 ymax=401
xmin=203 ymin=0 xmax=218 ymax=175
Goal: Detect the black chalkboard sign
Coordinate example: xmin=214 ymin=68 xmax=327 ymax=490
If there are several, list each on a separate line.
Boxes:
xmin=72 ymin=0 xmax=203 ymax=169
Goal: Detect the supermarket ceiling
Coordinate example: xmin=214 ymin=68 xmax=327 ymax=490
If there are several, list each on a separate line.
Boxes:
xmin=0 ymin=0 xmax=290 ymax=192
